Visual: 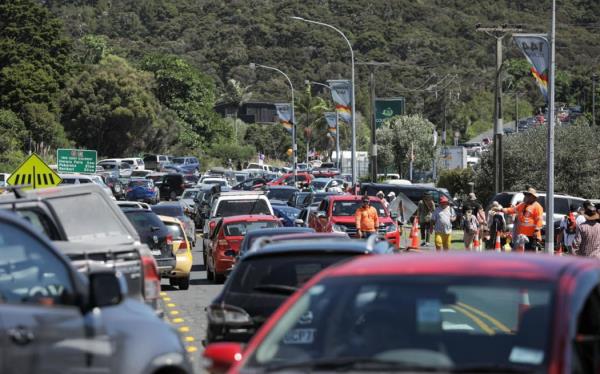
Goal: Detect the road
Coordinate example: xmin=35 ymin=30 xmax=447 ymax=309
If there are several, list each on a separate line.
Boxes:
xmin=159 ymin=237 xmax=221 ymax=373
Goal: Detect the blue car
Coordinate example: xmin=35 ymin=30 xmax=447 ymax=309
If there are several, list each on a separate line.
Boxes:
xmin=170 ymin=156 xmax=200 ymax=174
xmin=272 ymin=205 xmax=301 ymax=227
xmin=126 ymin=178 xmax=159 ymax=204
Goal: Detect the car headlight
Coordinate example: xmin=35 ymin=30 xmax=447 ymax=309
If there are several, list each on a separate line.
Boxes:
xmin=386 ymin=224 xmax=397 ymax=233
xmin=207 ymin=304 xmax=251 ymax=325
xmin=332 ymin=224 xmax=347 ymax=233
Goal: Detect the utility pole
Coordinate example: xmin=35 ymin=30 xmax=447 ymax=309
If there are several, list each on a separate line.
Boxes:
xmin=593 ymin=73 xmax=598 ymax=126
xmin=476 ymin=24 xmax=522 ymax=194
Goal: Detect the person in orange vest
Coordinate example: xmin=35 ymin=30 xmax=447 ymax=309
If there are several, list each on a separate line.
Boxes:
xmin=355 ymin=196 xmax=379 ymax=238
xmin=498 ymin=187 xmax=544 ymax=251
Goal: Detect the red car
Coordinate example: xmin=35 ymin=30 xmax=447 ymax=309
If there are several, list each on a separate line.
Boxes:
xmin=308 ymin=195 xmax=398 ymax=245
xmin=204 ymin=253 xmax=600 ymax=374
xmin=267 ymin=172 xmax=313 ymax=186
xmin=206 ymin=215 xmax=281 ymax=283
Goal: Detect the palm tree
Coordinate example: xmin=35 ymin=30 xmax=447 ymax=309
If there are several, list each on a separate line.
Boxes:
xmin=296 ymin=84 xmax=330 ymax=162
xmin=220 ymin=79 xmax=253 ymax=138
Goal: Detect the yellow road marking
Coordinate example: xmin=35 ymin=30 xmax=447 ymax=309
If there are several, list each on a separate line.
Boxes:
xmin=167 ymin=303 xmax=177 ymax=308
xmin=452 ymin=305 xmax=495 ymax=335
xmin=184 ymin=336 xmax=195 ymax=342
xmin=160 ymin=292 xmax=167 ymax=296
xmin=178 ymin=326 xmax=190 ymax=333
xmin=169 ymin=310 xmax=180 ymax=316
xmin=172 ymin=317 xmax=185 ymax=323
xmin=186 ymin=346 xmax=198 ymax=353
xmin=457 ymin=302 xmax=512 ymax=333
xmin=163 ymin=297 xmax=171 ymax=301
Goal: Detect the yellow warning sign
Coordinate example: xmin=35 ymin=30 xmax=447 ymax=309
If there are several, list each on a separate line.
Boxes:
xmin=7 ymin=154 xmax=62 ymax=190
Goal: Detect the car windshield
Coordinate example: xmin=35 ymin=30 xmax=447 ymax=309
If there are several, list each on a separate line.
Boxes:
xmin=224 ymin=220 xmax=279 ymax=236
xmin=128 ymin=180 xmax=151 ymax=188
xmin=216 ymin=199 xmax=271 ymax=217
xmin=99 ymin=163 xmax=116 ymax=170
xmin=268 ymin=188 xmax=297 ymax=201
xmin=311 ymin=180 xmax=328 ymax=190
xmin=246 ymin=276 xmax=554 ymax=371
xmin=171 ymin=158 xmax=185 ymax=164
xmin=203 ymin=179 xmax=226 ymax=186
xmin=181 ymin=190 xmax=199 ymax=199
xmin=151 ymin=205 xmax=184 ymax=217
xmin=164 ymin=222 xmax=185 ymax=240
xmin=333 ymin=200 xmax=387 ymax=217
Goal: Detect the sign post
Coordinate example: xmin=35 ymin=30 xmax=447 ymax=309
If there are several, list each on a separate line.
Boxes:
xmin=57 ymin=149 xmax=97 ymax=174
xmin=375 ymin=98 xmax=406 ymax=128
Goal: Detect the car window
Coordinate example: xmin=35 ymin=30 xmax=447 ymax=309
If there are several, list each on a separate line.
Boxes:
xmin=268 ymin=188 xmax=297 ymax=201
xmin=129 ymin=180 xmax=152 ymax=188
xmin=0 ymin=223 xmax=75 ymax=306
xmin=333 ymin=201 xmax=387 ymax=217
xmin=182 ymin=190 xmax=198 ymax=199
xmin=164 ymin=222 xmax=185 ymax=241
xmin=554 ymin=198 xmax=570 ymax=215
xmin=216 ymin=199 xmax=271 ymax=217
xmin=224 ymin=221 xmax=280 ymax=236
xmin=60 ymin=178 xmax=77 ymax=185
xmin=126 ymin=211 xmax=164 ymax=233
xmin=78 ymin=178 xmax=91 ymax=184
xmin=151 ymin=205 xmax=184 ymax=217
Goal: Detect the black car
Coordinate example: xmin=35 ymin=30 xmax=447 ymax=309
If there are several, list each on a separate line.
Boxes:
xmin=158 ymin=173 xmax=185 ymax=200
xmin=122 ymin=208 xmax=176 ymax=275
xmin=205 ymin=239 xmax=375 ymax=345
xmin=238 ymin=227 xmax=315 ymax=256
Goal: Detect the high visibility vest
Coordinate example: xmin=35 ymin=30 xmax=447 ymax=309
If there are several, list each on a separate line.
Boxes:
xmin=504 ymin=202 xmax=544 ymax=239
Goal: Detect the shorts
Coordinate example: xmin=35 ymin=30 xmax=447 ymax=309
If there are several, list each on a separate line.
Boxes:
xmin=435 ymin=233 xmax=452 ymax=250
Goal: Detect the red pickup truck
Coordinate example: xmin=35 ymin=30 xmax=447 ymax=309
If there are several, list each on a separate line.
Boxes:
xmin=308 ymin=195 xmax=398 ymax=245
xmin=267 ymin=172 xmax=312 ymax=186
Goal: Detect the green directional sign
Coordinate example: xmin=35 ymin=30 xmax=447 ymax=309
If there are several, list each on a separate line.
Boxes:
xmin=57 ymin=149 xmax=97 ymax=174
xmin=375 ymin=97 xmax=406 ymax=128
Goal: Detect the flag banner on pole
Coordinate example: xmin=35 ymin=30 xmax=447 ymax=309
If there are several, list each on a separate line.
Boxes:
xmin=275 ymin=103 xmax=293 ymax=133
xmin=327 ymin=79 xmax=352 ymax=124
xmin=324 ymin=112 xmax=337 ymax=136
xmin=513 ymin=34 xmax=550 ymax=101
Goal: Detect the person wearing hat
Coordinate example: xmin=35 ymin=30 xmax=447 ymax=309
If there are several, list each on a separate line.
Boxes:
xmin=573 ymin=207 xmax=600 ymax=259
xmin=387 ymin=191 xmax=396 ymax=202
xmin=431 ymin=195 xmax=456 ymax=251
xmin=327 ymin=180 xmax=343 ymax=193
xmin=500 ymin=187 xmax=544 ymax=251
xmin=376 ymin=191 xmax=389 ymax=209
xmin=355 ymin=195 xmax=379 ymax=239
xmin=417 ymin=192 xmax=436 ymax=246
xmin=487 ymin=201 xmax=507 ymax=249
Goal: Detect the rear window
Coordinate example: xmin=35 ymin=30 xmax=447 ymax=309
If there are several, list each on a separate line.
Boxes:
xmin=267 ymin=188 xmax=297 ymax=201
xmin=224 ymin=220 xmax=280 ymax=236
xmin=172 ymin=158 xmax=185 ymax=164
xmin=182 ymin=190 xmax=199 ymax=199
xmin=164 ymin=222 xmax=185 ymax=240
xmin=125 ymin=211 xmax=164 ymax=233
xmin=216 ymin=199 xmax=271 ymax=217
xmin=128 ymin=180 xmax=152 ymax=188
xmin=228 ymin=254 xmax=356 ymax=295
xmin=151 ymin=205 xmax=184 ymax=217
xmin=332 ymin=200 xmax=387 ymax=217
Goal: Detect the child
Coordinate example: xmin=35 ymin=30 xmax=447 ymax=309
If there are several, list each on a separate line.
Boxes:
xmin=462 ymin=208 xmax=479 ymax=250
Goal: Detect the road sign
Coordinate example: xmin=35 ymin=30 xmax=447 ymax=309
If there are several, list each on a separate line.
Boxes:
xmin=57 ymin=149 xmax=97 ymax=174
xmin=7 ymin=153 xmax=62 ymax=190
xmin=375 ymin=97 xmax=406 ymax=128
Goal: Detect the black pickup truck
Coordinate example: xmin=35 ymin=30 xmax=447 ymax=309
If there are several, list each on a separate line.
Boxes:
xmin=0 ymin=184 xmax=164 ymax=315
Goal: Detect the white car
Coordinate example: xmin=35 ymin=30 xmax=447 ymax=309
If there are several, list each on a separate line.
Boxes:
xmin=197 ymin=177 xmax=229 ymax=187
xmin=59 ymin=173 xmax=115 ymax=199
xmin=97 ymin=160 xmax=133 ymax=178
xmin=122 ymin=157 xmax=145 ymax=170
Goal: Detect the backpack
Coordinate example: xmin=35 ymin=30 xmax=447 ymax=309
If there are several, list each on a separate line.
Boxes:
xmin=565 ymin=213 xmax=577 ymax=235
xmin=491 ymin=214 xmax=505 ymax=233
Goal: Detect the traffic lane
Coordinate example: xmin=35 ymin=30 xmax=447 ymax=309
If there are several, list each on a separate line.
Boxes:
xmin=159 ymin=238 xmax=223 ymax=372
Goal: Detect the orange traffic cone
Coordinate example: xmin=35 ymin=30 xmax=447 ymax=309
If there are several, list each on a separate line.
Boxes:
xmin=408 ymin=217 xmax=420 ymax=250
xmin=472 ymin=230 xmax=480 ymax=251
xmin=494 ymin=233 xmax=502 ymax=252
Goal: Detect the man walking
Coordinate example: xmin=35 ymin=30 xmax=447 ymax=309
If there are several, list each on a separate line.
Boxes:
xmin=417 ymin=192 xmax=435 ymax=246
xmin=500 ymin=188 xmax=544 ymax=251
xmin=558 ymin=204 xmax=585 ymax=253
xmin=432 ymin=195 xmax=456 ymax=251
xmin=355 ymin=196 xmax=379 ymax=239
xmin=573 ymin=206 xmax=600 ymax=259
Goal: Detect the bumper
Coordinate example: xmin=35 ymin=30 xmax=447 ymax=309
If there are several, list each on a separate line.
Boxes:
xmin=169 ymin=254 xmax=192 ymax=278
xmin=205 ymin=322 xmax=256 ymax=345
xmin=156 ymin=257 xmax=176 ymax=275
xmin=215 ymin=257 xmax=235 ymax=275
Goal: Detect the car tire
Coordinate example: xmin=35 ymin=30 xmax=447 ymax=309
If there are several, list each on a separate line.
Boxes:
xmin=179 ymin=276 xmax=190 ymax=290
xmin=169 ymin=277 xmax=178 ymax=287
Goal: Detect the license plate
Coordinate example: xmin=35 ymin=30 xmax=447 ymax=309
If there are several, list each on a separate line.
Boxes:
xmin=283 ymin=328 xmax=315 ymax=344
xmin=151 ymin=250 xmax=161 ymax=256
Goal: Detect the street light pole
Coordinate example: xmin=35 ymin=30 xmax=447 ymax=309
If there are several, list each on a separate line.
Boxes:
xmin=593 ymin=73 xmax=598 ymax=126
xmin=546 ymin=0 xmax=556 ymax=254
xmin=291 ymin=16 xmax=357 ymax=186
xmin=249 ymin=63 xmax=297 ymax=181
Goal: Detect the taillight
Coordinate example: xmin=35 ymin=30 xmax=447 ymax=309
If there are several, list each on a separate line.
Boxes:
xmin=166 ymin=234 xmax=173 ymax=246
xmin=176 ymin=240 xmax=188 ymax=254
xmin=142 ymin=256 xmax=160 ymax=300
xmin=127 ymin=188 xmax=133 ymax=192
xmin=218 ymin=239 xmax=228 ymax=246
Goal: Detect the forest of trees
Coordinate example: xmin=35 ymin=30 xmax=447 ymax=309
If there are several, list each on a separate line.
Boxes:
xmin=1 ymin=0 xmax=599 ymax=171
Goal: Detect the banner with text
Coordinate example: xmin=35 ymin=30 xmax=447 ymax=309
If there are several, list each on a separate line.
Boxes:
xmin=375 ymin=97 xmax=406 ymax=128
xmin=324 ymin=111 xmax=337 ymax=137
xmin=513 ymin=34 xmax=550 ymax=101
xmin=327 ymin=79 xmax=352 ymax=124
xmin=275 ymin=103 xmax=294 ymax=133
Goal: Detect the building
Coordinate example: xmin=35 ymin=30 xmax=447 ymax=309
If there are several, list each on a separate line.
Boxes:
xmin=214 ymin=101 xmax=277 ymax=124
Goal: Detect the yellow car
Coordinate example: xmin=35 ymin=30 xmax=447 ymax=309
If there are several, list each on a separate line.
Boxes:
xmin=158 ymin=215 xmax=193 ymax=290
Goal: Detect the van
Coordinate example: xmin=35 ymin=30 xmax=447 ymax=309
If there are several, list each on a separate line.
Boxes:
xmin=122 ymin=157 xmax=145 ymax=170
xmin=143 ymin=154 xmax=171 ymax=171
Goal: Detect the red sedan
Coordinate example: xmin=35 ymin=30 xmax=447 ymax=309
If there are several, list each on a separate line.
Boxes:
xmin=204 ymin=253 xmax=600 ymax=373
xmin=206 ymin=215 xmax=281 ymax=283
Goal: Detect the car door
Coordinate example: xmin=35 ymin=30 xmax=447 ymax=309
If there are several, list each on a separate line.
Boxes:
xmin=0 ymin=221 xmax=94 ymax=374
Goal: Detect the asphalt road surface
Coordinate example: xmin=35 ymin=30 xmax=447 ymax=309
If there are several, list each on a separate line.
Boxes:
xmin=159 ymin=237 xmax=221 ymax=373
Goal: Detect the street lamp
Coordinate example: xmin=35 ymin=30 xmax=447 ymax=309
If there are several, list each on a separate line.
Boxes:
xmin=291 ymin=16 xmax=357 ymax=186
xmin=305 ymin=80 xmax=341 ymax=169
xmin=249 ymin=62 xmax=297 ymax=181
xmin=593 ymin=73 xmax=598 ymax=127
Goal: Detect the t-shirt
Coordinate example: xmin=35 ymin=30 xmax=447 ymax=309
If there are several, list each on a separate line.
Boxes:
xmin=432 ymin=206 xmax=456 ymax=234
xmin=560 ymin=214 xmax=586 ymax=246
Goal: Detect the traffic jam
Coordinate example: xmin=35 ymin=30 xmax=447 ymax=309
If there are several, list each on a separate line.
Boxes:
xmin=1 ymin=153 xmax=599 ymax=374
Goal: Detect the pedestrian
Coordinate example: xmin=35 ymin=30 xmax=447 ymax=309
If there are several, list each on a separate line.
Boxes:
xmin=558 ymin=204 xmax=585 ymax=254
xmin=573 ymin=206 xmax=600 ymax=259
xmin=417 ymin=192 xmax=435 ymax=246
xmin=387 ymin=191 xmax=396 ymax=204
xmin=487 ymin=201 xmax=506 ymax=250
xmin=462 ymin=208 xmax=479 ymax=250
xmin=501 ymin=188 xmax=544 ymax=251
xmin=355 ymin=195 xmax=379 ymax=239
xmin=431 ymin=195 xmax=456 ymax=251
xmin=462 ymin=192 xmax=482 ymax=215
xmin=327 ymin=180 xmax=343 ymax=193
xmin=376 ymin=191 xmax=389 ymax=209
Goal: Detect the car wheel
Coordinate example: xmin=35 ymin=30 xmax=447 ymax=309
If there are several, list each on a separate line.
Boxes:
xmin=169 ymin=277 xmax=177 ymax=287
xmin=178 ymin=276 xmax=190 ymax=290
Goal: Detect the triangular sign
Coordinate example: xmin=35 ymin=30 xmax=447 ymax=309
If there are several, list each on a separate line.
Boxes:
xmin=7 ymin=153 xmax=62 ymax=190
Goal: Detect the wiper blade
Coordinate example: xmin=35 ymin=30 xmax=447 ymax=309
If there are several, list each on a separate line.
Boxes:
xmin=451 ymin=364 xmax=534 ymax=373
xmin=253 ymin=284 xmax=298 ymax=295
xmin=265 ymin=357 xmax=447 ymax=372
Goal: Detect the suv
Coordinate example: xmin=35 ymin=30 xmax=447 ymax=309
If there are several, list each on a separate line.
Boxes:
xmin=170 ymin=156 xmax=200 ymax=174
xmin=121 ymin=157 xmax=145 ymax=170
xmin=308 ymin=195 xmax=398 ymax=245
xmin=158 ymin=173 xmax=185 ymax=200
xmin=143 ymin=154 xmax=171 ymax=171
xmin=97 ymin=159 xmax=133 ymax=178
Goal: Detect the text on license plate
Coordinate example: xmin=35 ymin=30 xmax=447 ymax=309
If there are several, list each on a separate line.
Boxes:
xmin=283 ymin=328 xmax=315 ymax=344
xmin=151 ymin=250 xmax=162 ymax=256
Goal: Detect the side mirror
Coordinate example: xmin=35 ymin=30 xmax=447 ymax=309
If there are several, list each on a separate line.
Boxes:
xmin=88 ymin=270 xmax=124 ymax=309
xmin=294 ymin=219 xmax=304 ymax=227
xmin=203 ymin=342 xmax=243 ymax=373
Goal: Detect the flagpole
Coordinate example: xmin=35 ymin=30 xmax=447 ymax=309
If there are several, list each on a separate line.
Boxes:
xmin=545 ymin=0 xmax=556 ymax=254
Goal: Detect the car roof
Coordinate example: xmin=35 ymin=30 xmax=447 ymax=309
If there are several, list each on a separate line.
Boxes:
xmin=327 ymin=195 xmax=380 ymax=202
xmin=243 ymin=239 xmax=371 ymax=260
xmin=221 ymin=214 xmax=279 ymax=224
xmin=322 ymin=252 xmax=597 ymax=281
xmin=312 ymin=177 xmax=332 ymax=182
xmin=268 ymin=185 xmax=298 ymax=190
